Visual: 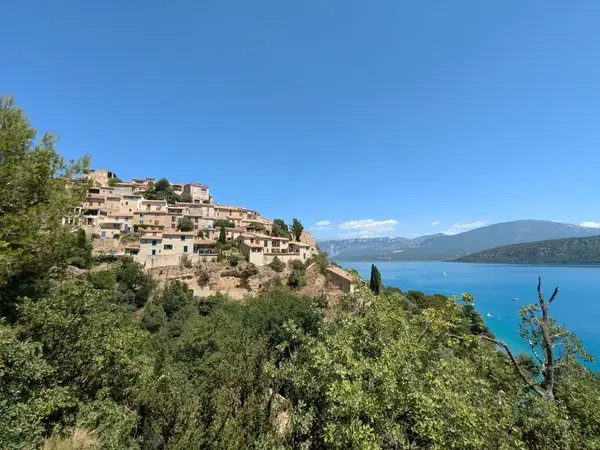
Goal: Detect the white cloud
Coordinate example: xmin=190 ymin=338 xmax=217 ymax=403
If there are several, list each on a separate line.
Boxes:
xmin=338 ymin=219 xmax=398 ymax=237
xmin=442 ymin=221 xmax=486 ymax=235
xmin=431 ymin=221 xmax=440 ymax=226
xmin=581 ymin=221 xmax=600 ymax=228
xmin=310 ymin=220 xmax=331 ymax=231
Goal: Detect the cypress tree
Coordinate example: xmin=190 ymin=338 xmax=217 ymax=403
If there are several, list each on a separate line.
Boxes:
xmin=369 ymin=264 xmax=383 ymax=295
xmin=218 ymin=224 xmax=226 ymax=244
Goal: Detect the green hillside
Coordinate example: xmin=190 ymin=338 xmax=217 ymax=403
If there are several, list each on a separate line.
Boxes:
xmin=453 ymin=235 xmax=600 ymax=264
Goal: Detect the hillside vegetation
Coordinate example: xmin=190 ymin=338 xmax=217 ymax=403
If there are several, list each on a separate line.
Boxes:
xmin=2 ymin=96 xmax=600 ymax=449
xmin=319 ymin=221 xmax=600 ymax=261
xmin=454 ymin=235 xmax=600 ymax=264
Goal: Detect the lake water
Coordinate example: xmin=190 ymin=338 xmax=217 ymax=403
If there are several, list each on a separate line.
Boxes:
xmin=337 ymin=261 xmax=600 ymax=367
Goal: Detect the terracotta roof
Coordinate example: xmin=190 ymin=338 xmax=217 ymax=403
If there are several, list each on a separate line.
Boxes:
xmin=141 ymin=234 xmax=163 ymax=240
xmin=326 ymin=266 xmax=355 ymax=282
xmin=243 ymin=242 xmax=263 ymax=249
xmin=289 ymin=241 xmax=310 ymax=247
xmin=194 ymin=239 xmax=217 ymax=245
xmin=135 ymin=211 xmax=167 ymax=215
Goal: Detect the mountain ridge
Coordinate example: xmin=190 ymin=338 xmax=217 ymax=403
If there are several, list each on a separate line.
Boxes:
xmin=453 ymin=235 xmax=600 ymax=264
xmin=318 ymin=220 xmax=600 ymax=261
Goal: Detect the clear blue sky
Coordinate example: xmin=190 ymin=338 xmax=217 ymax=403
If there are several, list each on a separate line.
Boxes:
xmin=3 ymin=1 xmax=600 ymax=238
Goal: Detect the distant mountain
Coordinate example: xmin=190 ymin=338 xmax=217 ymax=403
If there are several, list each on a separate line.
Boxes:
xmin=453 ymin=235 xmax=600 ymax=265
xmin=318 ymin=220 xmax=600 ymax=261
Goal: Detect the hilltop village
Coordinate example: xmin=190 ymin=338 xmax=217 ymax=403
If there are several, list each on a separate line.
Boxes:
xmin=71 ymin=168 xmax=357 ymax=297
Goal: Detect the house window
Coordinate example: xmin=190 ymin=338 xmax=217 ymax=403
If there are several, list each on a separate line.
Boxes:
xmin=152 ymin=240 xmax=157 ymax=246
xmin=164 ymin=244 xmax=173 ymax=250
xmin=152 ymin=249 xmax=156 ymax=256
xmin=140 ymin=220 xmax=144 ymax=224
xmin=125 ymin=201 xmax=129 ymax=205
xmin=155 ymin=220 xmax=159 ymax=225
xmin=140 ymin=214 xmax=144 ymax=218
xmin=125 ymin=217 xmax=128 ymax=221
xmin=183 ymin=246 xmax=188 ymax=253
xmin=264 ymin=241 xmax=268 ymax=247
xmin=181 ymin=236 xmax=185 ymax=241
xmin=194 ymin=218 xmax=198 ymax=222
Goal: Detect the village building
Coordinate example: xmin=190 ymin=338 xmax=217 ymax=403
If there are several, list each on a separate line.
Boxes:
xmin=237 ymin=233 xmax=317 ymax=266
xmin=326 ymin=266 xmax=358 ymax=293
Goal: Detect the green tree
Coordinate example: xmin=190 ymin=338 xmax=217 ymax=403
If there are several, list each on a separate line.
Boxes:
xmin=107 ymin=176 xmax=122 ymax=187
xmin=288 ymin=260 xmax=307 ymax=289
xmin=269 ymin=256 xmax=286 ymax=273
xmin=369 ymin=264 xmax=383 ymax=295
xmin=179 ymin=192 xmax=192 ymax=203
xmin=218 ymin=224 xmax=226 ymax=244
xmin=177 ymin=216 xmax=194 ymax=231
xmin=482 ymin=277 xmax=594 ymax=401
xmin=113 ymin=258 xmax=155 ymax=308
xmin=142 ymin=177 xmax=179 ymax=204
xmin=291 ymin=218 xmax=304 ymax=242
xmin=214 ymin=219 xmax=235 ymax=228
xmin=272 ymin=218 xmax=290 ymax=238
xmin=0 ymin=96 xmax=89 ymax=320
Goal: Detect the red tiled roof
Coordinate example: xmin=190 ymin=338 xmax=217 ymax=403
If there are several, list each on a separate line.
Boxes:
xmin=326 ymin=266 xmax=355 ymax=282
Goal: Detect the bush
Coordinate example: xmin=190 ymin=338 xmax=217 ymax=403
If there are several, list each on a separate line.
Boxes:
xmin=228 ymin=255 xmax=239 ymax=267
xmin=180 ymin=254 xmax=193 ymax=268
xmin=177 ymin=217 xmax=194 ymax=232
xmin=197 ymin=267 xmax=210 ymax=287
xmin=269 ymin=257 xmax=285 ymax=273
xmin=88 ymin=270 xmax=117 ymax=290
xmin=141 ymin=302 xmax=167 ymax=333
xmin=214 ymin=219 xmax=235 ymax=228
xmin=113 ymin=259 xmax=155 ymax=308
xmin=155 ymin=280 xmax=195 ymax=318
xmin=288 ymin=260 xmax=307 ymax=289
xmin=112 ymin=233 xmax=120 ymax=239
xmin=242 ymin=263 xmax=258 ymax=278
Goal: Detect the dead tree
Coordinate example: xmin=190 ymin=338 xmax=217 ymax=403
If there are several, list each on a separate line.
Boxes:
xmin=480 ymin=277 xmax=592 ymax=401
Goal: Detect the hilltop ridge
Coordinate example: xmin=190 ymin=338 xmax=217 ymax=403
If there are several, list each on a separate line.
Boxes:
xmin=319 ymin=220 xmax=600 ymax=261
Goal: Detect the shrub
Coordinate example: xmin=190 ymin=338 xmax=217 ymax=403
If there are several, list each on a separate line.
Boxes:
xmin=112 ymin=233 xmax=120 ymax=239
xmin=197 ymin=268 xmax=210 ymax=287
xmin=228 ymin=254 xmax=239 ymax=267
xmin=180 ymin=254 xmax=193 ymax=268
xmin=177 ymin=217 xmax=194 ymax=232
xmin=214 ymin=219 xmax=235 ymax=228
xmin=269 ymin=257 xmax=285 ymax=273
xmin=242 ymin=263 xmax=259 ymax=278
xmin=88 ymin=270 xmax=117 ymax=290
xmin=288 ymin=260 xmax=307 ymax=289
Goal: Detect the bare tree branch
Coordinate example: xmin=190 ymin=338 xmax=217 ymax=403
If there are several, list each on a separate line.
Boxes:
xmin=479 ymin=334 xmax=545 ymax=398
xmin=548 ymin=287 xmax=559 ymax=305
xmin=527 ymin=339 xmax=544 ymax=365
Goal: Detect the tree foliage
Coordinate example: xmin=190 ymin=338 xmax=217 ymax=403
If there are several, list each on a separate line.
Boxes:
xmin=291 ymin=218 xmax=304 ymax=242
xmin=177 ymin=216 xmax=194 ymax=231
xmin=214 ymin=219 xmax=235 ymax=228
xmin=369 ymin=264 xmax=383 ymax=295
xmin=272 ymin=218 xmax=291 ymax=239
xmin=2 ymin=98 xmax=600 ymax=449
xmin=0 ymin=96 xmax=89 ymax=320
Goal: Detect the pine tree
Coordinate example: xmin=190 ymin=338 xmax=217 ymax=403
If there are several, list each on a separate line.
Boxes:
xmin=369 ymin=264 xmax=383 ymax=295
xmin=291 ymin=218 xmax=304 ymax=242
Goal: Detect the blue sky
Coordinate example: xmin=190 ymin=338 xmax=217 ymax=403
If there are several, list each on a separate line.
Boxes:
xmin=2 ymin=1 xmax=600 ymax=239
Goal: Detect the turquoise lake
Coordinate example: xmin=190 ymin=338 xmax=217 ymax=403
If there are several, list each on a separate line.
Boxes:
xmin=337 ymin=261 xmax=600 ymax=367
